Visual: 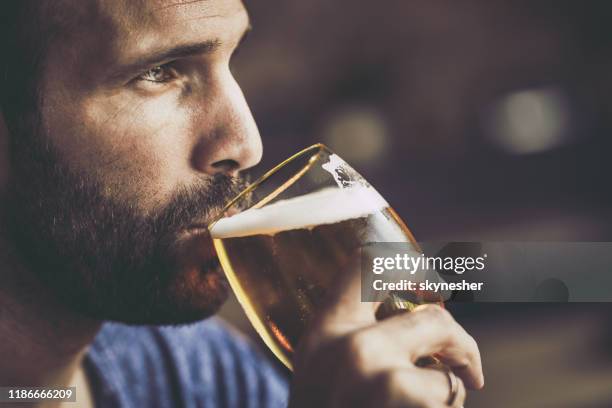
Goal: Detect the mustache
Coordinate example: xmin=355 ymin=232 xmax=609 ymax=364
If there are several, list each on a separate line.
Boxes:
xmin=154 ymin=172 xmax=250 ymax=235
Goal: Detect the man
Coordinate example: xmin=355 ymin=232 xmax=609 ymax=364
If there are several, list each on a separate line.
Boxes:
xmin=0 ymin=0 xmax=483 ymax=407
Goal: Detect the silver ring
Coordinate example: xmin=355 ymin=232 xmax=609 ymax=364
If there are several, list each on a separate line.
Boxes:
xmin=445 ymin=369 xmax=459 ymax=406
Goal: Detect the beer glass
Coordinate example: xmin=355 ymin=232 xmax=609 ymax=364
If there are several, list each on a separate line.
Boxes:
xmin=209 ymin=144 xmax=426 ymax=369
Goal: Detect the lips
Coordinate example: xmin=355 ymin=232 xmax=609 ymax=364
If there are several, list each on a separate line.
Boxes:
xmin=184 ymin=212 xmax=233 ymax=238
xmin=184 ymin=205 xmax=236 ymax=236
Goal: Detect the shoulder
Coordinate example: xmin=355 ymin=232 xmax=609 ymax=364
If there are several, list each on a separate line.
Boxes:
xmin=85 ymin=318 xmax=289 ymax=408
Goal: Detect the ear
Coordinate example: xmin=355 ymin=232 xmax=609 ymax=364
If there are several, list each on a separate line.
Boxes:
xmin=0 ymin=112 xmax=9 ymax=191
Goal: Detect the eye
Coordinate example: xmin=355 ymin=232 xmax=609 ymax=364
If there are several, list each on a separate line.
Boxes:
xmin=136 ymin=64 xmax=177 ymax=83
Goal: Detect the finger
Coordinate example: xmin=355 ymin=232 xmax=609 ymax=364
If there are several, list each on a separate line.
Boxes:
xmin=342 ymin=368 xmax=466 ymax=408
xmin=358 ymin=304 xmax=484 ymax=389
xmin=310 ymin=250 xmax=380 ymax=339
xmin=415 ymin=368 xmax=467 ymax=408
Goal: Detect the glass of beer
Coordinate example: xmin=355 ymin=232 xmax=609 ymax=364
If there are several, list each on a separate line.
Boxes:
xmin=209 ymin=144 xmax=425 ymax=369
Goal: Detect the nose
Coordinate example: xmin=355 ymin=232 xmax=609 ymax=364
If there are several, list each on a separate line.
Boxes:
xmin=191 ymin=75 xmax=262 ymax=177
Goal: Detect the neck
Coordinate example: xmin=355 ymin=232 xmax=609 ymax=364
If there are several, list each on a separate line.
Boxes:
xmin=0 ymin=236 xmax=101 ymax=388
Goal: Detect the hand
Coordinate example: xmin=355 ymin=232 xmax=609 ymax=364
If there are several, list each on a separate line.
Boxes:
xmin=289 ymin=263 xmax=484 ymax=408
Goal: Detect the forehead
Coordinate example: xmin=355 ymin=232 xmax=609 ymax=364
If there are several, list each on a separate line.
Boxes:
xmin=105 ymin=0 xmax=247 ymax=32
xmin=53 ymin=0 xmax=247 ymax=64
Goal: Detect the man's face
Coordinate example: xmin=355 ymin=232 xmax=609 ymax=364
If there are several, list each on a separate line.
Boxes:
xmin=5 ymin=0 xmax=262 ymax=324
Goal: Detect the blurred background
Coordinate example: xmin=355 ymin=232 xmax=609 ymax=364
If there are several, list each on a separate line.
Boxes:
xmin=219 ymin=1 xmax=612 ymax=406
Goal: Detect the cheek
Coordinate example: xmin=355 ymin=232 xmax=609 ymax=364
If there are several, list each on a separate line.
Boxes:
xmin=98 ymin=96 xmax=199 ymax=208
xmin=49 ymin=92 xmax=200 ymax=210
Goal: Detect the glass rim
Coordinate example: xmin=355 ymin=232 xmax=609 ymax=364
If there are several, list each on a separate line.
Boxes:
xmin=208 ymin=143 xmax=333 ymax=228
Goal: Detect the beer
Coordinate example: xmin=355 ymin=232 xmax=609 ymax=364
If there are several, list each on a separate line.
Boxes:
xmin=210 ymin=186 xmax=417 ymax=369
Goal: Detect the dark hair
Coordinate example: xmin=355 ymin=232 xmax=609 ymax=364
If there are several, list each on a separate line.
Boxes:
xmin=0 ymin=1 xmax=51 ymax=132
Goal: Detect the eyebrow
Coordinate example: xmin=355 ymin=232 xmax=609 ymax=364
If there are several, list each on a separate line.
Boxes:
xmin=108 ymin=23 xmax=252 ymax=83
xmin=107 ymin=40 xmax=220 ymax=82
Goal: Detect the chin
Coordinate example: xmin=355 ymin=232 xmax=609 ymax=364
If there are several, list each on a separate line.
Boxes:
xmin=53 ymin=226 xmax=233 ymax=325
xmin=80 ymin=253 xmax=231 ymax=326
xmin=170 ymin=233 xmax=231 ymax=316
xmin=167 ymin=262 xmax=231 ymax=321
xmin=123 ymin=262 xmax=231 ymax=326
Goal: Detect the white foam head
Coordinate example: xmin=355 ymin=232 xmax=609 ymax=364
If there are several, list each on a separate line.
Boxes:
xmin=209 ymin=186 xmax=389 ymax=238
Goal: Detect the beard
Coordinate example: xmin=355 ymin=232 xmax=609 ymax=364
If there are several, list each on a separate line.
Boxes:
xmin=4 ymin=117 xmax=248 ymax=324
